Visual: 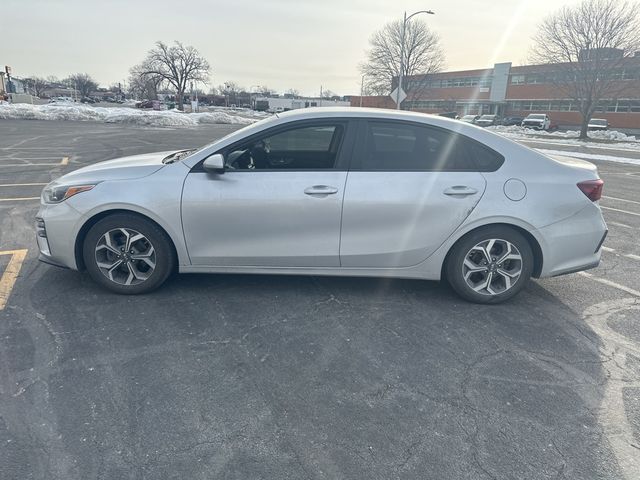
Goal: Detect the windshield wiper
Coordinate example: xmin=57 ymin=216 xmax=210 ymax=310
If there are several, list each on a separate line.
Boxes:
xmin=162 ymin=149 xmax=196 ymax=164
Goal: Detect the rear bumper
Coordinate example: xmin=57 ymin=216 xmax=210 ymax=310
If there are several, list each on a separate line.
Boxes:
xmin=535 ymin=204 xmax=607 ymax=278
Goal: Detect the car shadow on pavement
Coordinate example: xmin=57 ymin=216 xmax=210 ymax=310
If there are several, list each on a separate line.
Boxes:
xmin=0 ymin=266 xmax=624 ymax=479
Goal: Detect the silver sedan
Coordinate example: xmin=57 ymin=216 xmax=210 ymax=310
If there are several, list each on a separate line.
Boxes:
xmin=36 ymin=108 xmax=607 ymax=303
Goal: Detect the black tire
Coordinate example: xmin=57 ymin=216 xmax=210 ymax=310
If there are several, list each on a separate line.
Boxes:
xmin=82 ymin=213 xmax=176 ymax=294
xmin=445 ymin=226 xmax=534 ymax=304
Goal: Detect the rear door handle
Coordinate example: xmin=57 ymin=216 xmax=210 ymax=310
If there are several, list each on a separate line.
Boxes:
xmin=443 ymin=185 xmax=478 ymax=196
xmin=304 ymin=185 xmax=339 ymax=195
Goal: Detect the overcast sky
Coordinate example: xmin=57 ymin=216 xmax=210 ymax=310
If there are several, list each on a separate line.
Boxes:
xmin=4 ymin=0 xmax=584 ymax=96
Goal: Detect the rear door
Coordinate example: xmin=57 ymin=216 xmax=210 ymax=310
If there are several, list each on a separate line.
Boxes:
xmin=340 ymin=120 xmax=502 ymax=268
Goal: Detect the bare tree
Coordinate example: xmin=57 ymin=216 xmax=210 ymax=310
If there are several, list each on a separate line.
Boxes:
xmin=66 ymin=73 xmax=98 ymax=98
xmin=23 ymin=76 xmax=48 ymax=97
xmin=257 ymin=85 xmax=273 ymax=96
xmin=134 ymin=41 xmax=210 ymax=110
xmin=321 ymin=89 xmax=338 ymax=98
xmin=359 ymin=18 xmax=444 ymax=103
xmin=128 ymin=64 xmax=164 ymax=100
xmin=285 ymin=88 xmax=300 ymax=97
xmin=531 ymin=0 xmax=640 ymax=138
xmin=46 ymin=75 xmax=61 ymax=87
xmin=218 ymin=81 xmax=244 ymax=106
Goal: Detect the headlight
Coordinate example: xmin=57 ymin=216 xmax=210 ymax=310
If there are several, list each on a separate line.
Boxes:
xmin=42 ymin=183 xmax=98 ymax=204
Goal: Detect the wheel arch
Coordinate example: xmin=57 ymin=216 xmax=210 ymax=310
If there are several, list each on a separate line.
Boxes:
xmin=74 ymin=209 xmax=180 ymax=271
xmin=441 ymin=222 xmax=543 ymax=280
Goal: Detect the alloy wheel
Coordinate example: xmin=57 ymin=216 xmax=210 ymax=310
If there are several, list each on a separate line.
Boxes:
xmin=462 ymin=238 xmax=523 ymax=296
xmin=94 ymin=228 xmax=156 ymax=286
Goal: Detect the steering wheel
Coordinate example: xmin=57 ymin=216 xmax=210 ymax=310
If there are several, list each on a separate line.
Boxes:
xmin=226 ymin=149 xmax=251 ymax=169
xmin=227 ymin=140 xmax=271 ymax=169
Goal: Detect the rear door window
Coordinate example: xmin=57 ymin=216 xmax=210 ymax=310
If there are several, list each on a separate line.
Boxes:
xmin=355 ymin=121 xmax=504 ymax=172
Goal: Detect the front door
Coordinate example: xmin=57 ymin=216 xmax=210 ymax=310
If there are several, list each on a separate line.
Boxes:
xmin=182 ymin=121 xmax=352 ymax=267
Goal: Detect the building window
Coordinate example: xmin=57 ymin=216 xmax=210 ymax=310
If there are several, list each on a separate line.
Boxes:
xmin=510 ymin=75 xmax=525 ymax=85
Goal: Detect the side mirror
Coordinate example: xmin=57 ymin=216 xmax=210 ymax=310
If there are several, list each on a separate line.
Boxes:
xmin=203 ymin=154 xmax=225 ymax=174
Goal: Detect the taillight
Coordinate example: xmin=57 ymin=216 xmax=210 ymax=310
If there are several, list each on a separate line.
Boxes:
xmin=577 ymin=179 xmax=604 ymax=202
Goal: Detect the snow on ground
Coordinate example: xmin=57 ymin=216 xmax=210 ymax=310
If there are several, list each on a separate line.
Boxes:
xmin=488 ymin=124 xmax=639 ymax=142
xmin=0 ymin=102 xmax=267 ymax=127
xmin=487 ymin=125 xmax=640 ymax=151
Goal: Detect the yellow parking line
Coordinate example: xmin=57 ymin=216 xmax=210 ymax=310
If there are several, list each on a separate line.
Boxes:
xmin=0 ymin=249 xmax=28 ymax=310
xmin=0 ymin=197 xmax=40 ymax=202
xmin=0 ymin=183 xmax=47 ymax=187
xmin=0 ymin=156 xmax=70 ymax=167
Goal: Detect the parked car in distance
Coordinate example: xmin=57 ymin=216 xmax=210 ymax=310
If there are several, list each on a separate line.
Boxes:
xmin=80 ymin=97 xmax=96 ymax=104
xmin=521 ymin=113 xmax=551 ymax=130
xmin=588 ymin=118 xmax=609 ymax=131
xmin=438 ymin=111 xmax=459 ymax=119
xmin=475 ymin=114 xmax=499 ymax=127
xmin=136 ymin=100 xmax=161 ymax=110
xmin=460 ymin=114 xmax=480 ymax=124
xmin=502 ymin=116 xmax=524 ymax=126
xmin=36 ymin=108 xmax=607 ymax=304
xmin=48 ymin=96 xmax=75 ymax=103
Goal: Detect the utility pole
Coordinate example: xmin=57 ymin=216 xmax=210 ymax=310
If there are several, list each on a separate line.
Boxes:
xmin=396 ymin=9 xmax=435 ymax=110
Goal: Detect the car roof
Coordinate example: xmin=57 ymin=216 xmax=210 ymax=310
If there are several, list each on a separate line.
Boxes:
xmin=269 ymin=106 xmax=476 ymax=130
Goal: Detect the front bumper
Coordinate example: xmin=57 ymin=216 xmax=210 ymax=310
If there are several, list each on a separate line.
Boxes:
xmin=35 ymin=202 xmax=83 ymax=270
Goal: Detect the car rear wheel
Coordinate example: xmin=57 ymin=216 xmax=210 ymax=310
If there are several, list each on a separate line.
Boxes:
xmin=445 ymin=226 xmax=534 ymax=304
xmin=83 ymin=213 xmax=175 ymax=294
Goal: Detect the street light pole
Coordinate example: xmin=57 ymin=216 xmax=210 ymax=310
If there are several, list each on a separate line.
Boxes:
xmin=250 ymin=85 xmax=261 ymax=110
xmin=396 ymin=9 xmax=435 ymax=110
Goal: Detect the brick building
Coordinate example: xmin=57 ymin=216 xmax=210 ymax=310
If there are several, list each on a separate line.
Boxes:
xmin=351 ymin=56 xmax=640 ymax=130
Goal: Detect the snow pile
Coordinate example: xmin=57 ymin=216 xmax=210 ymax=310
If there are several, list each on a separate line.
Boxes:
xmin=487 ymin=125 xmax=639 ymax=142
xmin=0 ymin=103 xmax=264 ymax=127
xmin=586 ymin=129 xmax=637 ymax=141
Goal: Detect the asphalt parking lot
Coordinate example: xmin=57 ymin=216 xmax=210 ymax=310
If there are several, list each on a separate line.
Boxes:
xmin=1 ymin=119 xmax=640 ymax=479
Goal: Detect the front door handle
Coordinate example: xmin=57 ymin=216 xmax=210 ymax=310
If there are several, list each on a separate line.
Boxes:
xmin=304 ymin=185 xmax=339 ymax=195
xmin=443 ymin=185 xmax=478 ymax=196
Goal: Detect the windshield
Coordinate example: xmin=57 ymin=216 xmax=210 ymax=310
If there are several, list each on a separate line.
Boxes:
xmin=590 ymin=119 xmax=606 ymax=125
xmin=480 ymin=115 xmax=495 ymax=119
xmin=527 ymin=114 xmax=546 ymax=119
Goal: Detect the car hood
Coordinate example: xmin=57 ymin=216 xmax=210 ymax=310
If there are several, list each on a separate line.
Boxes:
xmin=53 ymin=150 xmax=176 ymax=184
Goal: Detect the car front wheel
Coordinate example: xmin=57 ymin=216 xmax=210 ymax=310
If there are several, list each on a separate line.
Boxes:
xmin=445 ymin=227 xmax=534 ymax=304
xmin=82 ymin=213 xmax=176 ymax=294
